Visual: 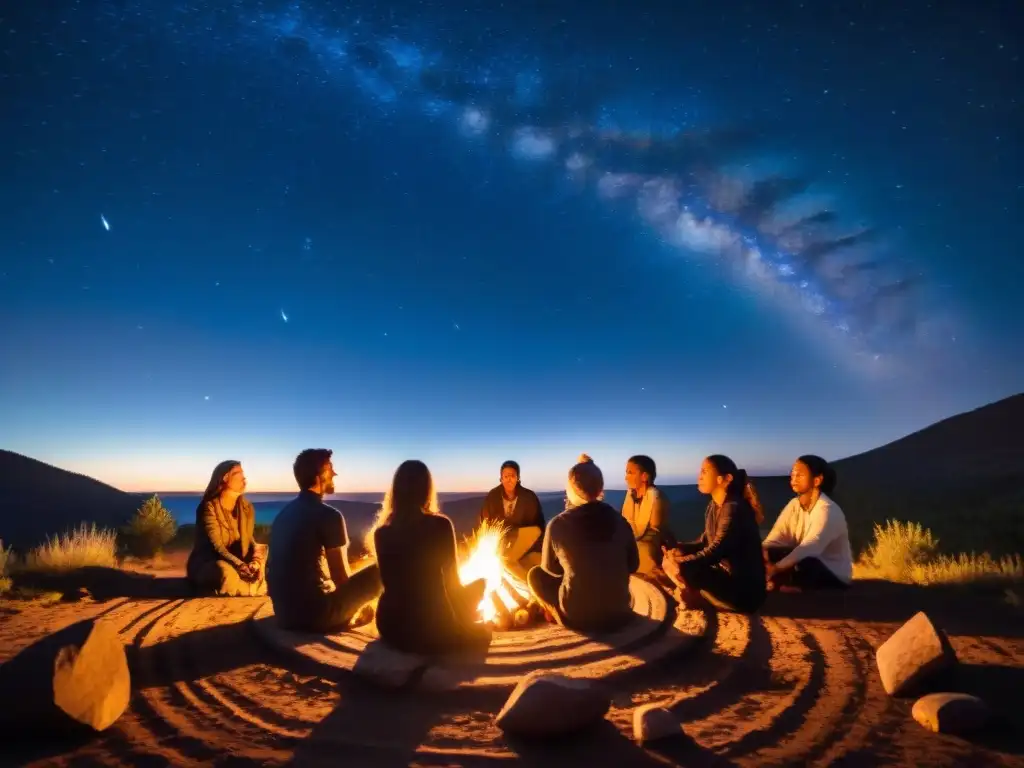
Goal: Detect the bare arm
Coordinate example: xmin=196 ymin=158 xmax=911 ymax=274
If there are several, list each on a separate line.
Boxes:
xmin=321 ymin=506 xmax=351 ymax=586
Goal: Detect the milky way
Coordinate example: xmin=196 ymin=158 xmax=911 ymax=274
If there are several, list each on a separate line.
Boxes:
xmin=95 ymin=0 xmax=942 ymax=375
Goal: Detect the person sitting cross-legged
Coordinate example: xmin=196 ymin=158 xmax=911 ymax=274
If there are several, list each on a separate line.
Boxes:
xmin=527 ymin=454 xmax=640 ymax=632
xmin=621 ymin=454 xmax=676 ymax=577
xmin=478 ymin=460 xmax=546 ymax=582
xmin=187 ymin=460 xmax=267 ymax=597
xmin=267 ymin=449 xmax=383 ymax=633
xmin=762 ymin=455 xmax=853 ymax=592
xmin=373 ymin=460 xmax=492 ymax=655
xmin=661 ymin=454 xmax=767 ymax=615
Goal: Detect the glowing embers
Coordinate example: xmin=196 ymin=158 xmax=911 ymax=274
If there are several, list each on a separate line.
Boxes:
xmin=457 ymin=520 xmax=541 ymax=631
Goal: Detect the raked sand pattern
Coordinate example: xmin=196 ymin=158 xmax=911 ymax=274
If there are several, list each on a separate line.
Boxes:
xmin=4 ymin=578 xmax=1024 ymax=767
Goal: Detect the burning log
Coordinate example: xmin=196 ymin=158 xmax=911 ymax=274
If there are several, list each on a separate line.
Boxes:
xmin=502 ymin=578 xmax=530 ymax=610
xmin=491 ymin=591 xmax=514 ymax=631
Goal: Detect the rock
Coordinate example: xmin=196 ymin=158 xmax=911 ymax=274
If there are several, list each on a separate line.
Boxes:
xmin=633 ymin=704 xmax=682 ymax=744
xmin=875 ymin=611 xmax=957 ymax=697
xmin=0 ymin=619 xmax=130 ymax=736
xmin=912 ymin=692 xmax=991 ymax=735
xmin=351 ymin=640 xmax=426 ymax=689
xmin=495 ymin=672 xmax=610 ymax=737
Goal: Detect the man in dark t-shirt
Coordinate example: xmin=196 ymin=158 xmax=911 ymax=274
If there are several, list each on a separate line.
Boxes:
xmin=267 ymin=449 xmax=382 ymax=632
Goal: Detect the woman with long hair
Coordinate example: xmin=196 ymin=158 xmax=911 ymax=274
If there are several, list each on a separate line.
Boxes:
xmin=527 ymin=454 xmax=640 ymax=631
xmin=372 ymin=460 xmax=492 ymax=655
xmin=661 ymin=454 xmax=766 ymax=614
xmin=186 ymin=460 xmax=266 ymax=596
xmin=762 ymin=455 xmax=853 ymax=591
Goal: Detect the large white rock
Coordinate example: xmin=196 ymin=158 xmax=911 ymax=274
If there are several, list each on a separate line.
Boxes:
xmin=0 ymin=618 xmax=131 ymax=735
xmin=495 ymin=672 xmax=610 ymax=737
xmin=912 ymin=692 xmax=991 ymax=735
xmin=875 ymin=611 xmax=957 ymax=697
xmin=633 ymin=703 xmax=683 ymax=744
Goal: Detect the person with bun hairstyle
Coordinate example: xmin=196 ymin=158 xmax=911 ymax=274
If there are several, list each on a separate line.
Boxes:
xmin=762 ymin=455 xmax=853 ymax=591
xmin=527 ymin=454 xmax=640 ymax=631
xmin=661 ymin=455 xmax=767 ymax=614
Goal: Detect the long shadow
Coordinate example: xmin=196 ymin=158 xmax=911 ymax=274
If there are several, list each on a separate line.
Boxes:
xmin=13 ymin=566 xmax=192 ymax=601
xmin=947 ymin=661 xmax=1024 ymax=755
xmin=759 ymin=580 xmax=1024 ymax=638
xmin=507 ymin=719 xmax=736 ymax=767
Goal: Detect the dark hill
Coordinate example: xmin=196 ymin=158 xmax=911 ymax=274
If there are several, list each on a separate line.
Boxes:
xmin=0 ymin=450 xmax=147 ymax=551
xmin=657 ymin=393 xmax=1024 ymax=556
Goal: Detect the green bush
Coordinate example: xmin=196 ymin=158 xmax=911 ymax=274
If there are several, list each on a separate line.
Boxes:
xmin=123 ymin=495 xmax=178 ymax=557
xmin=0 ymin=539 xmax=10 ymax=595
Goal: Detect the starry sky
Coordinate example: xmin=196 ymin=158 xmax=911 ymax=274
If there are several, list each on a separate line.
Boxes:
xmin=1 ymin=0 xmax=1021 ymax=493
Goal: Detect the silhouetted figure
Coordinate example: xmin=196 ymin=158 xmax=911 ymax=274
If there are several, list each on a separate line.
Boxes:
xmin=267 ymin=449 xmax=382 ymax=632
xmin=762 ymin=455 xmax=853 ymax=591
xmin=478 ymin=460 xmax=546 ymax=581
xmin=527 ymin=454 xmax=639 ymax=631
xmin=187 ymin=460 xmax=266 ymax=597
xmin=373 ymin=460 xmax=492 ymax=655
xmin=662 ymin=455 xmax=766 ymax=614
xmin=621 ymin=454 xmax=675 ymax=576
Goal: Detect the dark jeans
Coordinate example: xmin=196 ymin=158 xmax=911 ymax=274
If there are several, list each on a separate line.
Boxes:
xmin=764 ymin=546 xmax=848 ymax=590
xmin=278 ymin=563 xmax=384 ymax=633
xmin=526 ymin=567 xmax=632 ymax=632
xmin=681 ymin=562 xmax=764 ymax=615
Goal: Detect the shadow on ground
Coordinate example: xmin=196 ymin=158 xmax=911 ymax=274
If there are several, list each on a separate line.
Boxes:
xmin=11 ymin=566 xmax=192 ymax=601
xmin=760 ymin=579 xmax=1024 ymax=638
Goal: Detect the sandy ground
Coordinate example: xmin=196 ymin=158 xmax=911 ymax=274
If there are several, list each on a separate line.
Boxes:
xmin=2 ymin=553 xmax=1024 ymax=767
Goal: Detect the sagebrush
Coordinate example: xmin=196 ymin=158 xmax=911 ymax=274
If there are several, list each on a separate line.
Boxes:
xmin=124 ymin=494 xmax=178 ymax=557
xmin=855 ymin=519 xmax=1023 ymax=586
xmin=21 ymin=523 xmax=118 ymax=571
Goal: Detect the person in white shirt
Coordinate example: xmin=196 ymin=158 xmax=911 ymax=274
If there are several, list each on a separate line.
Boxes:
xmin=621 ymin=454 xmax=676 ymax=576
xmin=762 ymin=455 xmax=853 ymax=592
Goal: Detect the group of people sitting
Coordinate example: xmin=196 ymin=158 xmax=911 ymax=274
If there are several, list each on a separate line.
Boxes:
xmin=186 ymin=448 xmax=854 ymax=655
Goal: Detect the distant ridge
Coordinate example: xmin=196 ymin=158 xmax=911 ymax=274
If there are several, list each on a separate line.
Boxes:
xmin=1 ymin=392 xmax=1021 ymax=555
xmin=0 ymin=450 xmax=148 ymax=551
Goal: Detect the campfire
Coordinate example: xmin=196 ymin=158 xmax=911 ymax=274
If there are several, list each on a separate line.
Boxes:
xmin=457 ymin=520 xmax=544 ymax=631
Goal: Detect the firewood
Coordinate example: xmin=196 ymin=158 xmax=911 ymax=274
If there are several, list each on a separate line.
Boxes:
xmin=502 ymin=578 xmax=530 ymax=610
xmin=491 ymin=591 xmax=513 ymax=631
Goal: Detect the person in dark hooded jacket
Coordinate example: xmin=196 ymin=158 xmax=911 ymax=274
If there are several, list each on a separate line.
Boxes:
xmin=527 ymin=454 xmax=640 ymax=631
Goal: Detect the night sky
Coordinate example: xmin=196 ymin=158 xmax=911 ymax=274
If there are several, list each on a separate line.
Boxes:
xmin=1 ymin=1 xmax=1021 ymax=492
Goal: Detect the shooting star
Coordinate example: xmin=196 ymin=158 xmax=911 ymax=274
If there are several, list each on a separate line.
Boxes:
xmin=280 ymin=309 xmax=289 ymax=323
xmin=100 ymin=214 xmax=110 ymax=231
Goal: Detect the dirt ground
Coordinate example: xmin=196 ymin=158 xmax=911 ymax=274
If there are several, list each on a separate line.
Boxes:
xmin=2 ymin=555 xmax=1023 ymax=767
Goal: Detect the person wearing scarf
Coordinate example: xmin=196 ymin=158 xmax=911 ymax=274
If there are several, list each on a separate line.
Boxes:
xmin=186 ymin=460 xmax=266 ymax=597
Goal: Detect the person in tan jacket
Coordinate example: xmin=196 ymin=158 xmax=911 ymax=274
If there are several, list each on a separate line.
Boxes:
xmin=621 ymin=455 xmax=675 ymax=576
xmin=186 ymin=460 xmax=267 ymax=596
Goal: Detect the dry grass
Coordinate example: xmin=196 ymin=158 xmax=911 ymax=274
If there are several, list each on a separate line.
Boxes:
xmin=0 ymin=539 xmax=11 ymax=595
xmin=19 ymin=523 xmax=118 ymax=573
xmin=854 ymin=519 xmax=1024 ymax=587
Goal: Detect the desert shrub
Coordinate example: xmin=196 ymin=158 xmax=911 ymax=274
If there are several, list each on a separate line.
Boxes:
xmin=22 ymin=523 xmax=118 ymax=572
xmin=855 ymin=519 xmax=1024 ymax=587
xmin=857 ymin=520 xmax=939 ymax=582
xmin=123 ymin=495 xmax=178 ymax=557
xmin=0 ymin=539 xmax=11 ymax=595
xmin=909 ymin=552 xmax=1024 ymax=586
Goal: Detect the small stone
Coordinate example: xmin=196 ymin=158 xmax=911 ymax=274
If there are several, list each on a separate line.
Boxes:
xmin=875 ymin=611 xmax=957 ymax=697
xmin=0 ymin=618 xmax=130 ymax=736
xmin=495 ymin=672 xmax=610 ymax=737
xmin=633 ymin=704 xmax=682 ymax=744
xmin=912 ymin=692 xmax=990 ymax=735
